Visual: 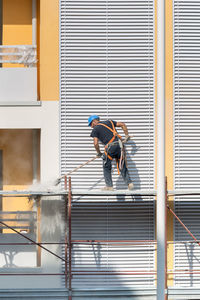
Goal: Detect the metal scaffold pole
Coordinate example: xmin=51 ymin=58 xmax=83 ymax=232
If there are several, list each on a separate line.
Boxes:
xmin=68 ymin=176 xmax=72 ymax=300
xmin=65 ymin=176 xmax=68 ymax=288
xmin=157 ymin=0 xmax=165 ymax=299
xmin=165 ymin=177 xmax=168 ymax=300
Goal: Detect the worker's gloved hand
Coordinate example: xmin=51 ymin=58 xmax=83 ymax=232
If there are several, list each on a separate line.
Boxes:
xmin=96 ymin=152 xmax=103 ymax=158
xmin=124 ymin=135 xmax=131 ymax=143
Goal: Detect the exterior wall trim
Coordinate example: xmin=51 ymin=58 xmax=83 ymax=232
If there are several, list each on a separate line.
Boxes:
xmin=0 ymin=101 xmax=41 ymax=107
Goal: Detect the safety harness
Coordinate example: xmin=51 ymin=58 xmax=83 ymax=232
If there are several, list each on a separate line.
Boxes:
xmin=96 ymin=120 xmax=125 ymax=174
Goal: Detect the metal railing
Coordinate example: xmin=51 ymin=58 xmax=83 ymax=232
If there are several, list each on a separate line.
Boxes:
xmin=0 ymin=211 xmax=36 ymax=232
xmin=1 ymin=179 xmax=200 ymax=299
xmin=0 ymin=45 xmax=37 ymax=66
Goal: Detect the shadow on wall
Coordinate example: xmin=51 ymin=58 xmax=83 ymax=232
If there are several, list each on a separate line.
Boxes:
xmin=0 ymin=198 xmax=64 ymax=269
xmin=0 ymin=233 xmax=37 ymax=268
xmin=85 ymin=140 xmax=141 ymax=193
xmin=71 ymin=200 xmax=156 ymax=290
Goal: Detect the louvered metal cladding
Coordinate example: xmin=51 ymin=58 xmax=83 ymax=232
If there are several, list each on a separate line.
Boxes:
xmin=60 ymin=0 xmax=154 ymax=191
xmin=174 ymin=0 xmax=200 ymax=287
xmin=0 ymin=289 xmax=68 ymax=299
xmin=71 ymin=201 xmax=155 ymax=288
xmin=60 ymin=0 xmax=155 ymax=291
xmin=174 ymin=202 xmax=200 ymax=287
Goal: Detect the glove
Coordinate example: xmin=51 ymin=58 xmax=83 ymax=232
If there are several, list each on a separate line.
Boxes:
xmin=124 ymin=135 xmax=130 ymax=143
xmin=96 ymin=152 xmax=103 ymax=158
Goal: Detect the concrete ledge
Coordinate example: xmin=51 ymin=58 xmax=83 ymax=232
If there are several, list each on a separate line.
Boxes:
xmin=0 ymin=101 xmax=41 ymax=106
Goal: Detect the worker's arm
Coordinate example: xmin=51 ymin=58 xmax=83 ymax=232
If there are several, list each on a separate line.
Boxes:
xmin=116 ymin=122 xmax=130 ymax=142
xmin=93 ymin=137 xmax=102 ymax=157
xmin=116 ymin=122 xmax=128 ymax=135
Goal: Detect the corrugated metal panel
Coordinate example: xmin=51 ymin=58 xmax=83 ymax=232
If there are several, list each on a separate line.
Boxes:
xmin=60 ymin=0 xmax=155 ymax=191
xmin=174 ymin=0 xmax=200 ymax=287
xmin=0 ymin=288 xmax=156 ymax=299
xmin=168 ymin=287 xmax=200 ymax=299
xmin=0 ymin=289 xmax=67 ymax=299
xmin=60 ymin=0 xmax=155 ymax=290
xmin=174 ymin=202 xmax=200 ymax=287
xmin=71 ymin=201 xmax=155 ymax=288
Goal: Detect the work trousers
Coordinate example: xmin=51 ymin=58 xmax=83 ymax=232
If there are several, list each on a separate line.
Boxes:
xmin=102 ymin=143 xmax=132 ymax=187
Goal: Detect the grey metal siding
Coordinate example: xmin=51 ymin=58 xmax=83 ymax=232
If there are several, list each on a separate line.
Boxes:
xmin=60 ymin=0 xmax=155 ymax=192
xmin=0 ymin=289 xmax=68 ymax=299
xmin=71 ymin=201 xmax=155 ymax=288
xmin=60 ymin=0 xmax=155 ymax=291
xmin=174 ymin=202 xmax=200 ymax=287
xmin=174 ymin=0 xmax=200 ymax=287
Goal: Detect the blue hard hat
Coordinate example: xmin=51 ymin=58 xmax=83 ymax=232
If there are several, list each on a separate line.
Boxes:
xmin=88 ymin=115 xmax=100 ymax=126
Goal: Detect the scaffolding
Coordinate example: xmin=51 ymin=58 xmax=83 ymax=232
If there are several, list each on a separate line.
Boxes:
xmin=1 ymin=177 xmax=200 ymax=299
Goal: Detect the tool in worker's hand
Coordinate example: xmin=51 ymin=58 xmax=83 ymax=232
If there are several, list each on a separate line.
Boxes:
xmin=54 ymin=156 xmax=98 ymax=186
xmin=122 ymin=135 xmax=133 ymax=144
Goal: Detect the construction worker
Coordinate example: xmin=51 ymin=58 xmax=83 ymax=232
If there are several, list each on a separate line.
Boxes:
xmin=88 ymin=115 xmax=134 ymax=191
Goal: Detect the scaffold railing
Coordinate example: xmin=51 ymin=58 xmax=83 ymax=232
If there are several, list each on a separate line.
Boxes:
xmin=1 ymin=178 xmax=200 ymax=300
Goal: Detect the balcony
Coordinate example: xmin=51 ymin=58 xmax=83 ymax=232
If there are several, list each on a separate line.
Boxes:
xmin=0 ymin=45 xmax=37 ymax=104
xmin=0 ymin=45 xmax=37 ymax=66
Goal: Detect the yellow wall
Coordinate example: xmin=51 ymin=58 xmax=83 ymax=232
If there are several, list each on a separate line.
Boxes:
xmin=2 ymin=0 xmax=32 ymax=68
xmin=166 ymin=0 xmax=174 ymax=286
xmin=3 ymin=0 xmax=32 ymax=46
xmin=39 ymin=0 xmax=59 ymax=101
xmin=155 ymin=0 xmax=174 ymax=285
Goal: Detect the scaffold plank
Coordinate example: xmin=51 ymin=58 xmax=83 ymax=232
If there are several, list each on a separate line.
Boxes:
xmin=0 ymin=189 xmax=156 ymax=196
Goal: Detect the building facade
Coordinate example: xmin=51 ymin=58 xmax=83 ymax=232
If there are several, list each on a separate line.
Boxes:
xmin=0 ymin=0 xmax=200 ymax=299
xmin=0 ymin=0 xmax=64 ymax=297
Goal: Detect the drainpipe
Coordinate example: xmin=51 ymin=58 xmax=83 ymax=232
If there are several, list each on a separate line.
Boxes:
xmin=32 ymin=0 xmax=37 ymax=46
xmin=157 ymin=0 xmax=165 ymax=299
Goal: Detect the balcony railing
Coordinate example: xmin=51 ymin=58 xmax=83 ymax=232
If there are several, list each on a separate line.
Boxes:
xmin=0 ymin=45 xmax=37 ymax=67
xmin=0 ymin=211 xmax=36 ymax=233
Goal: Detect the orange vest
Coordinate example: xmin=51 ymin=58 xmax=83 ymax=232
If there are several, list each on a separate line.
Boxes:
xmin=97 ymin=120 xmax=123 ymax=173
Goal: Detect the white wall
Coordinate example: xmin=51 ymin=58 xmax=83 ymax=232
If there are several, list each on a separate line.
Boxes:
xmin=0 ymin=101 xmax=64 ymax=288
xmin=0 ymin=101 xmax=59 ymax=182
xmin=0 ymin=68 xmax=37 ymax=102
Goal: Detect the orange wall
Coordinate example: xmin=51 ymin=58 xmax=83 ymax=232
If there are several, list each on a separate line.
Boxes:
xmin=3 ymin=0 xmax=32 ymax=45
xmin=155 ymin=0 xmax=174 ymax=285
xmin=2 ymin=0 xmax=32 ymax=68
xmin=39 ymin=0 xmax=59 ymax=101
